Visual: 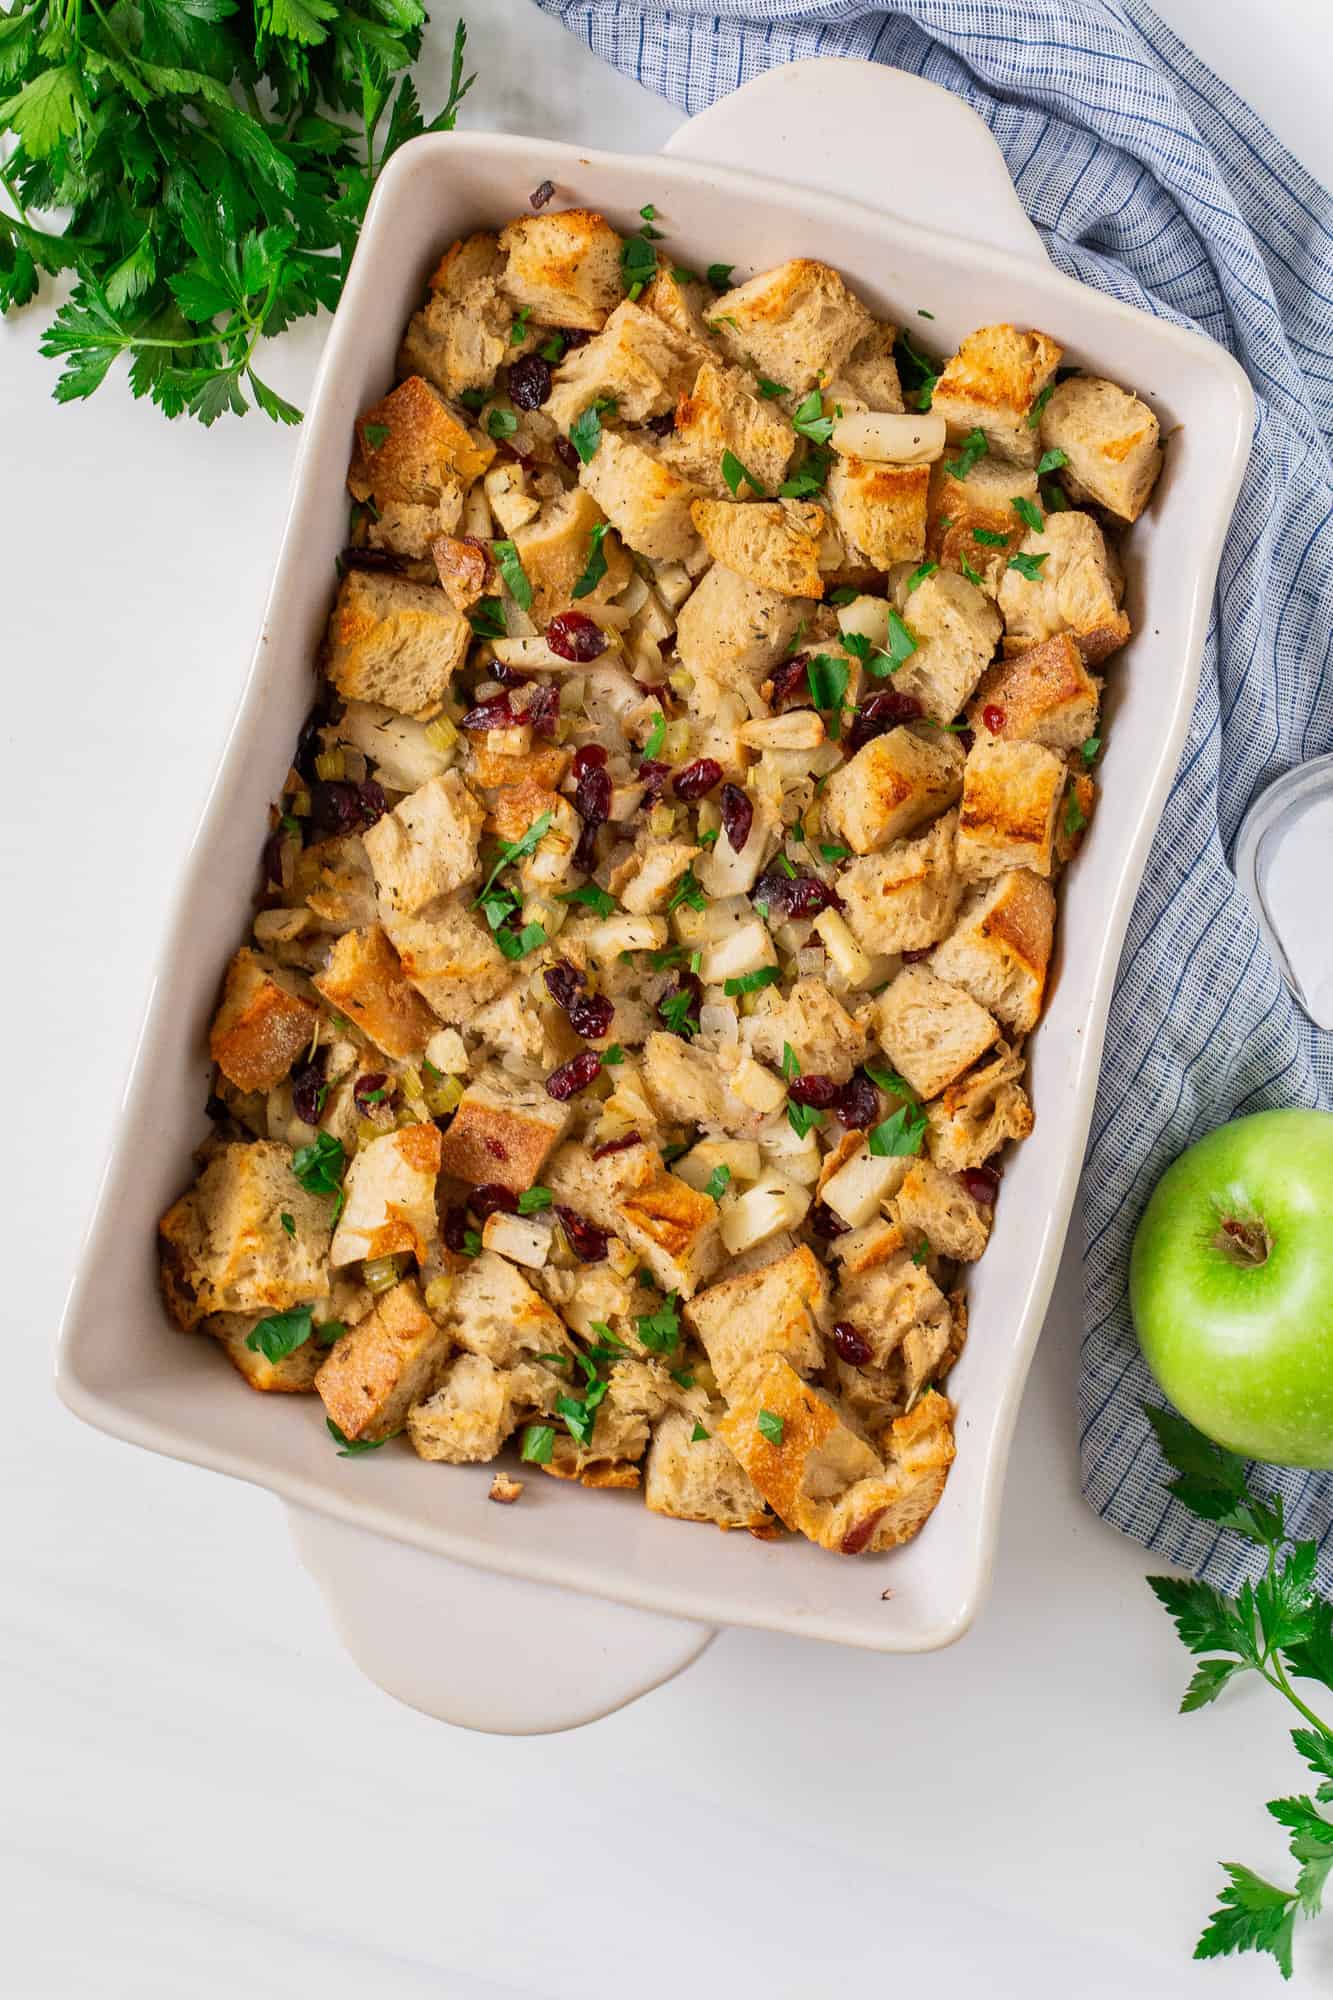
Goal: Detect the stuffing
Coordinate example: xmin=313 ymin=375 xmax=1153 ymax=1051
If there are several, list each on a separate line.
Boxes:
xmin=997 ymin=510 xmax=1131 ymax=664
xmin=580 ymin=429 xmax=704 ymax=564
xmin=890 ymin=567 xmax=1003 ymax=724
xmin=510 ymin=486 xmax=633 ymax=622
xmin=742 ymin=978 xmax=867 ymax=1085
xmin=689 ymin=497 xmax=825 ymax=597
xmin=315 ymin=1276 xmax=452 ymax=1442
xmin=442 ymin=1250 xmax=574 ymax=1367
xmin=825 ymin=457 xmax=929 ymax=567
xmin=870 ymin=964 xmax=1001 ymax=1100
xmin=639 ymin=268 xmax=720 ymax=358
xmin=838 ymin=811 xmax=962 ymax=956
xmin=930 ymin=323 xmax=1063 ymax=465
xmin=955 ymin=737 xmax=1066 ymax=880
xmin=544 ymin=299 xmax=699 ymax=431
xmin=928 ymin=868 xmax=1056 ymax=1035
xmin=208 ymin=948 xmax=317 ymax=1095
xmin=828 ymin=322 xmax=904 ymax=413
xmin=892 ymin=1159 xmax=992 ymax=1263
xmin=362 ymin=770 xmax=485 ymax=918
xmin=312 ymin=924 xmax=437 ymax=1059
xmin=660 ymin=360 xmax=796 ymax=497
xmin=498 ymin=208 xmax=624 ymax=331
xmin=965 ymin=633 xmax=1102 ymax=752
xmin=683 ymin=1244 xmax=828 ymax=1396
xmin=382 ymin=902 xmax=511 ymax=1023
xmin=831 ymin=1248 xmax=951 ymax=1369
xmin=407 ymin=1351 xmax=563 ymax=1463
xmin=1039 ymin=374 xmax=1163 ymax=521
xmin=469 ymin=738 xmax=571 ymax=794
xmin=301 ymin=836 xmax=378 ymax=934
xmin=397 ymin=232 xmax=516 ymax=399
xmin=204 ymin=1310 xmax=326 ymax=1394
xmin=325 ymin=571 xmax=471 ymax=719
xmin=821 ymin=723 xmax=964 ymax=856
xmin=926 ymin=453 xmax=1041 ymax=594
xmin=616 ymin=837 xmax=701 ymax=915
xmin=546 ymin=1140 xmax=723 ymax=1297
xmin=329 ymin=1123 xmax=442 ymax=1267
xmin=644 ymin=1410 xmax=772 ymax=1530
xmin=348 ymin=374 xmax=493 ymax=511
xmin=469 ymin=983 xmax=575 ymax=1072
xmin=708 ymin=259 xmax=875 ymax=395
xmin=436 ymin=1070 xmax=572 ymax=1194
xmin=641 ymin=1031 xmax=730 ymax=1128
xmin=924 ymin=1040 xmax=1034 ymax=1171
xmin=674 ymin=561 xmax=812 ymax=684
xmin=159 ymin=1141 xmax=332 ymax=1330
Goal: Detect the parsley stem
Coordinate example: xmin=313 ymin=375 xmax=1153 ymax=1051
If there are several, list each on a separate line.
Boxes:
xmin=1265 ymin=1654 xmax=1333 ymax=1738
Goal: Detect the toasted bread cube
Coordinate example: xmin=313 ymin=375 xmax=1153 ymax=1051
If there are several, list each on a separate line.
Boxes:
xmin=839 ymin=810 xmax=962 ymax=956
xmin=407 ymin=1351 xmax=563 ymax=1463
xmin=510 ymin=485 xmax=632 ymax=622
xmin=997 ymin=510 xmax=1130 ymax=664
xmin=581 ymin=430 xmax=704 ymax=563
xmin=742 ymin=977 xmax=867 ymax=1086
xmin=313 ymin=924 xmax=436 ymax=1058
xmin=891 ymin=568 xmax=1002 ymax=723
xmin=717 ymin=1355 xmax=893 ymax=1553
xmin=443 ymin=1250 xmax=573 ymax=1367
xmin=431 ymin=533 xmax=491 ymax=612
xmin=548 ymin=1139 xmax=723 ymax=1297
xmin=436 ymin=1071 xmax=572 ymax=1194
xmin=955 ymin=737 xmax=1065 ymax=880
xmin=545 ymin=299 xmax=698 ymax=431
xmin=928 ymin=868 xmax=1056 ymax=1035
xmin=362 ymin=771 xmax=485 ymax=918
xmin=639 ymin=268 xmax=720 ymax=358
xmin=829 ymin=322 xmax=904 ymax=413
xmin=966 ymin=632 xmax=1101 ymax=751
xmin=826 ymin=457 xmax=928 ymax=567
xmin=329 ymin=1124 xmax=442 ymax=1267
xmin=205 ymin=1311 xmax=325 ymax=1393
xmin=641 ymin=1032 xmax=730 ymax=1128
xmin=893 ymin=1159 xmax=991 ymax=1262
xmin=927 ymin=454 xmax=1041 ymax=593
xmin=684 ymin=1244 xmax=827 ymax=1396
xmin=1056 ymin=771 xmax=1097 ymax=867
xmin=822 ymin=724 xmax=964 ymax=856
xmin=470 ymin=737 xmax=571 ymax=794
xmin=1040 ymin=375 xmax=1163 ymax=521
xmin=383 ymin=903 xmax=510 ymax=1024
xmin=616 ymin=838 xmax=701 ymax=916
xmin=397 ymin=232 xmax=514 ymax=399
xmin=871 ymin=963 xmax=1001 ymax=1100
xmin=644 ymin=1410 xmax=771 ymax=1530
xmin=708 ymin=260 xmax=874 ymax=396
xmin=348 ymin=375 xmax=493 ymax=511
xmin=675 ymin=561 xmax=812 ymax=683
xmin=689 ymin=497 xmax=825 ymax=597
xmin=488 ymin=781 xmax=579 ymax=891
xmin=924 ymin=1040 xmax=1033 ymax=1170
xmin=498 ymin=208 xmax=623 ymax=331
xmin=208 ymin=947 xmax=317 ymax=1094
xmin=832 ymin=1248 xmax=950 ymax=1367
xmin=848 ymin=1390 xmax=956 ymax=1552
xmin=315 ymin=1276 xmax=451 ymax=1442
xmin=326 ymin=571 xmax=470 ymax=720
xmin=158 ymin=1141 xmax=331 ymax=1331
xmin=930 ymin=324 xmax=1062 ymax=465
xmin=660 ymin=360 xmax=796 ymax=496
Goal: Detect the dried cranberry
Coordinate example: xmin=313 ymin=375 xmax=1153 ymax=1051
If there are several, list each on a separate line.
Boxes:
xmin=544 ymin=960 xmax=586 ymax=1011
xmin=568 ymin=991 xmax=615 ymax=1041
xmin=847 ymin=692 xmax=924 ymax=755
xmin=831 ymin=1321 xmax=874 ymax=1367
xmin=841 ymin=1506 xmax=888 ymax=1556
xmin=461 ymin=693 xmax=516 ymax=732
xmin=443 ymin=1206 xmax=471 ymax=1253
xmin=571 ymin=742 xmax=608 ymax=777
xmin=573 ymin=759 xmax=611 ymax=870
xmin=955 ymin=727 xmax=976 ymax=753
xmin=291 ymin=1048 xmax=329 ymax=1127
xmin=645 ymin=410 xmax=676 ymax=437
xmin=529 ymin=178 xmax=556 ymax=210
xmin=309 ymin=779 xmax=378 ymax=837
xmin=961 ymin=1166 xmax=1000 ymax=1207
xmin=719 ymin=782 xmax=753 ymax=853
xmin=558 ymin=328 xmax=591 ymax=351
xmin=834 ymin=1073 xmax=880 ymax=1131
xmin=768 ymin=653 xmax=813 ymax=709
xmin=357 ymin=779 xmax=386 ymax=826
xmin=673 ymin=757 xmax=723 ymax=802
xmin=547 ymin=612 xmax=608 ymax=663
xmin=488 ymin=659 xmax=529 ymax=689
xmin=508 ymin=353 xmax=552 ymax=410
xmin=338 ymin=545 xmax=409 ymax=575
xmin=470 ymin=1183 xmax=519 ymax=1220
xmin=525 ymin=684 xmax=560 ymax=739
xmin=262 ymin=829 xmax=287 ymax=889
xmin=637 ymin=758 xmax=670 ymax=802
xmin=982 ymin=704 xmax=1006 ymax=735
xmin=554 ymin=435 xmax=580 ymax=472
xmin=353 ymin=1072 xmax=395 ymax=1115
xmin=555 ymin=1205 xmax=610 ymax=1262
xmin=789 ymin=1073 xmax=842 ymax=1109
xmin=753 ymin=871 xmax=838 ymax=920
xmin=294 ymin=705 xmax=328 ymax=782
xmin=808 ymin=1201 xmax=848 ymax=1241
xmin=902 ymin=946 xmax=934 ymax=964
xmin=592 ymin=1132 xmax=641 ymax=1159
xmin=204 ymin=1093 xmax=231 ymax=1125
xmin=546 ymin=1051 xmax=603 ymax=1100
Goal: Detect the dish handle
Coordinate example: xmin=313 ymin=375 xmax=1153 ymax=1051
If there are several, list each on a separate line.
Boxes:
xmin=662 ymin=57 xmax=1047 ymax=266
xmin=286 ymin=1504 xmax=716 ymax=1735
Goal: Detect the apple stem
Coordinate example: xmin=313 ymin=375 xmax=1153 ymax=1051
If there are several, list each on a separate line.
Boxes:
xmin=1214 ymin=1215 xmax=1271 ymax=1267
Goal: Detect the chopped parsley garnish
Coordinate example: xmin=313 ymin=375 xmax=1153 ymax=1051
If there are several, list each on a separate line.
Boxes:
xmin=640 ymin=202 xmax=658 ymax=221
xmin=474 ymin=810 xmax=555 ymax=906
xmin=291 ymin=1131 xmax=345 ymax=1204
xmin=509 ymin=306 xmax=533 ymax=346
xmin=779 ymin=444 xmax=832 ymax=499
xmin=459 ymin=388 xmax=487 ymax=413
xmin=540 ymin=332 xmax=567 ymax=364
xmin=1081 ymin=735 xmax=1102 ymax=767
xmin=1064 ymin=788 xmax=1089 ymax=837
xmin=696 ymin=827 xmax=720 ymax=848
xmin=775 ymin=852 xmax=798 ymax=879
xmin=556 ymin=1382 xmax=606 ymax=1447
xmin=912 ymin=1237 xmax=930 ymax=1267
xmin=569 ymin=396 xmax=615 ymax=464
xmin=691 ymin=1423 xmax=711 ymax=1443
xmin=1027 ymin=381 xmax=1056 ymax=428
xmin=864 ymin=1062 xmax=914 ymax=1096
xmin=363 ymin=421 xmax=390 ymax=450
xmin=601 ymin=1044 xmax=625 ymax=1066
xmin=791 ymin=387 xmax=834 ymax=446
xmin=1036 ymin=446 xmax=1068 ymax=477
xmin=246 ymin=1305 xmax=314 ymax=1362
xmin=326 ymin=1418 xmax=399 ymax=1457
xmin=666 ymin=868 xmax=708 ymax=914
xmin=558 ymin=881 xmax=618 ymax=918
xmin=521 ymin=1424 xmax=555 ymax=1465
xmin=636 ymin=1292 xmax=682 ymax=1355
xmin=1043 ymin=480 xmax=1069 ymax=512
xmin=893 ymin=328 xmax=940 ymax=411
xmin=492 ymin=538 xmax=533 ymax=611
xmin=781 ymin=1042 xmax=801 ymax=1080
xmin=724 ymin=965 xmax=781 ymax=997
xmin=496 ymin=920 xmax=547 ymax=961
xmin=487 ymin=406 xmax=518 ymax=441
xmin=943 ymin=427 xmax=988 ymax=480
xmin=806 ymin=652 xmax=850 ymax=723
xmin=643 ymin=709 xmax=666 ymax=759
xmin=689 ymin=950 xmax=702 ymax=975
xmin=757 ymin=1408 xmax=785 ymax=1446
xmin=867 ymin=1102 xmax=929 ymax=1157
xmin=819 ymin=843 xmax=849 ymax=863
xmin=783 ymin=619 xmax=808 ymax=658
xmin=518 ymin=1186 xmax=553 ymax=1215
xmin=1007 ymin=551 xmax=1050 ymax=580
xmin=721 ymin=449 xmax=767 ymax=497
xmin=659 ymin=988 xmax=699 ymax=1037
xmin=461 ymin=1229 xmax=483 ymax=1258
xmin=972 ymin=527 xmax=1012 ymax=548
xmin=279 ymin=1211 xmax=296 ymax=1237
xmin=904 ymin=561 xmax=938 ymax=594
xmin=532 ymin=1352 xmax=570 ymax=1370
xmin=884 ymin=608 xmax=919 ymax=669
xmin=918 ymin=308 xmax=936 ymax=320
xmin=671 ymin=1368 xmax=695 ymax=1391
xmin=704 ymin=1165 xmax=732 ymax=1203
xmin=757 ymin=377 xmax=789 ymax=400
xmin=1011 ymin=495 xmax=1045 ymax=533
xmin=571 ymin=522 xmax=611 ymax=599
xmin=825 ymin=588 xmax=857 ymax=612
xmin=706 ymin=262 xmax=734 ymax=292
xmin=787 ymin=1101 xmax=823 ymax=1140
xmin=841 ymin=630 xmax=891 ymax=679
xmin=670 ymin=266 xmax=700 ymax=286
xmin=960 ymin=557 xmax=984 ymax=587
xmin=621 ymin=233 xmax=658 ymax=300
xmin=469 ymin=597 xmax=507 ymax=640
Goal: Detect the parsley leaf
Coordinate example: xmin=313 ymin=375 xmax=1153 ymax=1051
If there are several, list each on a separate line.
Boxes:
xmin=787 ymin=1100 xmax=823 ymax=1140
xmin=806 ymin=652 xmax=850 ymax=719
xmin=326 ymin=1418 xmax=399 ymax=1458
xmin=475 ymin=811 xmax=555 ymax=906
xmin=757 ymin=1408 xmax=784 ymax=1445
xmin=828 ymin=585 xmax=858 ymax=607
xmin=903 ymin=561 xmax=938 ymax=594
xmin=496 ymin=921 xmax=546 ymax=960
xmin=724 ymin=966 xmax=780 ymax=997
xmin=621 ymin=233 xmax=657 ymax=301
xmin=791 ymin=388 xmax=834 ymax=445
xmin=1081 ymin=735 xmax=1102 ymax=767
xmin=704 ymin=1165 xmax=731 ymax=1203
xmin=1036 ymin=446 xmax=1069 ymax=477
xmin=1027 ymin=381 xmax=1056 ymax=429
xmin=469 ymin=598 xmax=507 ymax=641
xmin=721 ymin=449 xmax=767 ymax=497
xmin=1063 ymin=788 xmax=1088 ymax=838
xmin=636 ymin=1292 xmax=682 ymax=1354
xmin=819 ymin=842 xmax=849 ymax=863
xmin=246 ymin=1305 xmax=315 ymax=1363
xmin=841 ymin=630 xmax=893 ymax=679
xmin=781 ymin=1042 xmax=801 ymax=1080
xmin=666 ymin=868 xmax=707 ymax=914
xmin=942 ymin=427 xmax=987 ymax=480
xmin=521 ymin=1424 xmax=555 ymax=1465
xmin=559 ymin=882 xmax=618 ymax=918
xmin=292 ymin=1131 xmax=345 ymax=1198
xmin=893 ymin=328 xmax=940 ymax=412
xmin=960 ymin=557 xmax=984 ymax=587
xmin=643 ymin=710 xmax=666 ymax=759
xmin=492 ymin=538 xmax=533 ymax=611
xmin=757 ymin=377 xmax=789 ymax=400
xmin=658 ymin=987 xmax=699 ymax=1038
xmin=363 ymin=422 xmax=390 ymax=450
xmin=1007 ymin=551 xmax=1050 ymax=581
xmin=867 ymin=1103 xmax=928 ymax=1157
xmin=691 ymin=1422 xmax=711 ymax=1443
xmin=972 ymin=527 xmax=1012 ymax=548
xmin=279 ymin=1211 xmax=296 ymax=1238
xmin=569 ymin=396 xmax=615 ymax=464
xmin=1011 ymin=495 xmax=1044 ymax=533
xmin=706 ymin=262 xmax=734 ymax=292
xmin=571 ymin=522 xmax=610 ymax=599
xmin=486 ymin=406 xmax=518 ymax=440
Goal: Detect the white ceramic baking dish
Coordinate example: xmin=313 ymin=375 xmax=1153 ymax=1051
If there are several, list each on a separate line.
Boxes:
xmin=56 ymin=57 xmax=1252 ymax=1734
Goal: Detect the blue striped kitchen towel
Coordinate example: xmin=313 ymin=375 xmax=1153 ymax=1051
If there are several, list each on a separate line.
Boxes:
xmin=533 ymin=0 xmax=1333 ymax=1587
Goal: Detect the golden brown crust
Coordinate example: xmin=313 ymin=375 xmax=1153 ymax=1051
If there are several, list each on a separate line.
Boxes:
xmin=312 ymin=925 xmax=437 ymax=1059
xmin=316 ymin=1276 xmax=452 ymax=1442
xmin=208 ymin=947 xmax=316 ymax=1094
xmin=348 ymin=375 xmax=493 ymax=507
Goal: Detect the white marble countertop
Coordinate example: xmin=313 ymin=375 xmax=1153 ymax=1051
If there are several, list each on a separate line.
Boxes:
xmin=5 ymin=3 xmax=1332 ymax=1994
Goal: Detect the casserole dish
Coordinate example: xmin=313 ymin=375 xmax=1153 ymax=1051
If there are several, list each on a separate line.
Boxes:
xmin=56 ymin=57 xmax=1253 ymax=1732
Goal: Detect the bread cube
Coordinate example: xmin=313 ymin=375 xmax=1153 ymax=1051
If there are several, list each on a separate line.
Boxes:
xmin=641 ymin=1031 xmax=730 ymax=1128
xmin=544 ymin=299 xmax=698 ymax=431
xmin=158 ymin=1140 xmax=332 ymax=1331
xmin=928 ymin=868 xmax=1056 ymax=1035
xmin=316 ymin=1276 xmax=452 ymax=1442
xmin=580 ymin=429 xmax=703 ymax=563
xmin=348 ymin=374 xmax=493 ymax=512
xmin=832 ymin=1247 xmax=950 ymax=1367
xmin=498 ymin=208 xmax=624 ymax=330
xmin=893 ymin=1158 xmax=991 ymax=1262
xmin=821 ymin=724 xmax=964 ymax=856
xmin=488 ymin=781 xmax=579 ymax=891
xmin=546 ymin=1140 xmax=722 ymax=1297
xmin=927 ymin=454 xmax=1041 ymax=593
xmin=674 ymin=561 xmax=812 ymax=684
xmin=997 ymin=510 xmax=1130 ymax=664
xmin=510 ymin=486 xmax=632 ymax=622
xmin=660 ymin=360 xmax=796 ymax=497
xmin=362 ymin=771 xmax=485 ymax=919
xmin=741 ymin=977 xmax=867 ymax=1085
xmin=708 ymin=259 xmax=874 ymax=395
xmin=965 ymin=632 xmax=1101 ymax=751
xmin=924 ymin=1039 xmax=1034 ymax=1171
xmin=644 ymin=1410 xmax=771 ymax=1530
xmin=829 ymin=322 xmax=904 ymax=413
xmin=839 ymin=810 xmax=961 ymax=956
xmin=329 ymin=1123 xmax=442 ymax=1267
xmin=871 ymin=963 xmax=1001 ymax=1100
xmin=313 ymin=924 xmax=437 ymax=1058
xmin=204 ymin=1310 xmax=325 ymax=1394
xmin=209 ymin=947 xmax=317 ymax=1094
xmin=1056 ymin=771 xmax=1097 ymax=867
xmin=689 ymin=497 xmax=825 ymax=597
xmin=436 ymin=1070 xmax=572 ymax=1194
xmin=383 ymin=903 xmax=510 ymax=1023
xmin=326 ymin=571 xmax=470 ymax=720
xmin=891 ymin=568 xmax=1002 ymax=723
xmin=1040 ymin=374 xmax=1163 ymax=521
xmin=684 ymin=1243 xmax=827 ymax=1395
xmin=930 ymin=323 xmax=1062 ymax=465
xmin=639 ymin=268 xmax=720 ymax=358
xmin=408 ymin=1352 xmax=562 ymax=1463
xmin=955 ymin=737 xmax=1065 ymax=879
xmin=826 ymin=457 xmax=929 ymax=567
xmin=443 ymin=1250 xmax=574 ymax=1368
xmin=617 ymin=838 xmax=701 ymax=916
xmin=397 ymin=232 xmax=515 ymax=399
xmin=431 ymin=533 xmax=491 ymax=613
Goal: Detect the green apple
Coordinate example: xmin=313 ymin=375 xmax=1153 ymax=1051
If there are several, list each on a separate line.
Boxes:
xmin=1131 ymin=1108 xmax=1333 ymax=1466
